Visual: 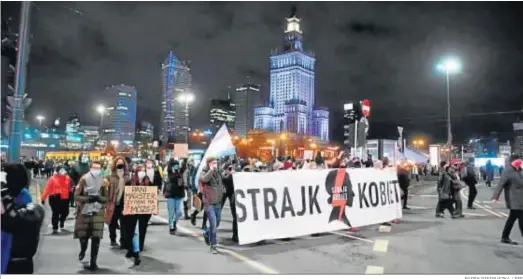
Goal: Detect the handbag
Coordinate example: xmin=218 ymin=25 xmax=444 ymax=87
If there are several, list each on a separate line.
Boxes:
xmin=192 ymin=194 xmax=202 ymax=211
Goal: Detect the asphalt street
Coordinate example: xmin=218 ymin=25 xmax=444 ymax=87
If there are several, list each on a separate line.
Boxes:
xmin=30 ymin=177 xmax=523 ymax=274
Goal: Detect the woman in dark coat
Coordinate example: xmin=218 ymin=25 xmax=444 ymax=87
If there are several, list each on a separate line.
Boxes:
xmin=73 ymin=160 xmax=108 ymax=271
xmin=105 ymin=156 xmax=131 ymax=248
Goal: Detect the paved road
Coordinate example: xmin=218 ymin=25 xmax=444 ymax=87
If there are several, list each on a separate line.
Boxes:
xmin=31 ymin=178 xmax=523 ymax=274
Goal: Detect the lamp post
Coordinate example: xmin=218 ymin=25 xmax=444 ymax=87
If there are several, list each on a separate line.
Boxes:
xmin=7 ymin=1 xmax=32 ymax=162
xmin=97 ymin=105 xmax=105 ymax=144
xmin=437 ymin=57 xmax=461 ymax=161
xmin=177 ymin=92 xmax=195 ymax=143
xmin=36 ymin=115 xmax=45 ymax=131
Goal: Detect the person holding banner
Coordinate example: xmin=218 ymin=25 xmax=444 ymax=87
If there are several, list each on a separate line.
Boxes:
xmin=73 ymin=161 xmax=109 ymax=271
xmin=122 ymin=164 xmax=157 ymax=260
xmin=164 ymin=160 xmax=185 ymax=235
xmin=199 ymin=157 xmax=225 ymax=254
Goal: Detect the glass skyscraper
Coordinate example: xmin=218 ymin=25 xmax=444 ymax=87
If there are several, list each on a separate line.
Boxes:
xmin=253 ymin=7 xmax=329 ymax=141
xmin=103 ymin=85 xmax=137 ymax=146
xmin=161 ymin=51 xmax=192 ymax=143
xmin=234 ymin=84 xmax=260 ymax=136
xmin=209 ymin=98 xmax=236 ymax=132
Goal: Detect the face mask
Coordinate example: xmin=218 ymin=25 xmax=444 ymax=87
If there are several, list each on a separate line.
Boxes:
xmin=116 ymin=164 xmax=125 ymax=170
xmin=138 ymin=171 xmax=146 ymax=179
xmin=81 ymin=156 xmax=89 ymax=163
xmin=91 ymin=170 xmax=101 ymax=176
xmin=59 ymin=169 xmax=67 ymax=175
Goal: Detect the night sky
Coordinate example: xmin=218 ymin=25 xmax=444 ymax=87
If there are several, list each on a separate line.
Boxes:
xmin=3 ymin=1 xmax=523 ymax=144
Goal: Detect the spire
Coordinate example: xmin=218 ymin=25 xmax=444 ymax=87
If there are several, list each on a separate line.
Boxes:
xmin=290 ymin=4 xmax=297 ymax=18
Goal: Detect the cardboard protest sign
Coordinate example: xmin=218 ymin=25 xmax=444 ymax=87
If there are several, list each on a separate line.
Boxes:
xmin=123 ymin=186 xmax=159 ymax=215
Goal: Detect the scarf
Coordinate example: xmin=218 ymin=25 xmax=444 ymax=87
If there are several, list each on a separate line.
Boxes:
xmin=81 ymin=173 xmax=103 ymax=215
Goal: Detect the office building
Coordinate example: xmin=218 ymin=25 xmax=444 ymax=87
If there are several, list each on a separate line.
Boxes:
xmin=78 ymin=125 xmax=100 ymax=149
xmin=103 ymin=85 xmax=137 ymax=146
xmin=513 ymin=122 xmax=523 ymax=156
xmin=234 ymin=84 xmax=260 ymax=136
xmin=161 ymin=51 xmax=192 ymax=143
xmin=253 ymin=6 xmax=329 ymax=138
xmin=66 ymin=113 xmax=80 ymax=135
xmin=210 ymin=99 xmax=236 ymax=132
xmin=136 ymin=121 xmax=154 ymax=143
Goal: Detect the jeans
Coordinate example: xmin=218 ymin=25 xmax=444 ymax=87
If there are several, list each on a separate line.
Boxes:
xmin=203 ymin=204 xmax=222 ymax=246
xmin=167 ymin=198 xmax=183 ymax=229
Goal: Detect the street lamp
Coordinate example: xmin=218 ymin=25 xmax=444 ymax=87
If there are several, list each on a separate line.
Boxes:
xmin=97 ymin=105 xmax=105 ymax=144
xmin=177 ymin=92 xmax=195 ymax=143
xmin=36 ymin=115 xmax=45 ymax=131
xmin=437 ymin=57 xmax=461 ymax=160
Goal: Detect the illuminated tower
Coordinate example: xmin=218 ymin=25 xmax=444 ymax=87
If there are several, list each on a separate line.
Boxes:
xmin=254 ymin=6 xmax=328 ymax=140
xmin=161 ymin=51 xmax=192 ymax=143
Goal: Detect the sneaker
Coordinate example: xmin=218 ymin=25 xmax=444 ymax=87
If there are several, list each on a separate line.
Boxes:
xmin=210 ymin=245 xmax=218 ymax=254
xmin=467 ymin=206 xmax=476 ymax=210
xmin=169 ymin=229 xmax=175 ymax=235
xmin=190 ymin=212 xmax=197 ymax=226
xmin=435 ymin=214 xmax=444 ymax=218
xmin=52 ymin=229 xmax=59 ymax=235
xmin=110 ymin=240 xmax=118 ymax=247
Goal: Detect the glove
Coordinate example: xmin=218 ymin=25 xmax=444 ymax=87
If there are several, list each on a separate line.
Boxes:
xmin=88 ymin=196 xmax=100 ymax=203
xmin=41 ymin=200 xmax=46 ymax=205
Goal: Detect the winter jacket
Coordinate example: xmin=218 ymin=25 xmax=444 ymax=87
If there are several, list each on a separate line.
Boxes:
xmin=41 ymin=174 xmax=71 ymax=201
xmin=437 ymin=172 xmax=454 ymax=200
xmin=492 ymin=166 xmax=523 ymax=210
xmin=199 ymin=166 xmax=225 ymax=205
xmin=164 ymin=171 xmax=185 ymax=199
xmin=1 ymin=188 xmax=44 ymax=272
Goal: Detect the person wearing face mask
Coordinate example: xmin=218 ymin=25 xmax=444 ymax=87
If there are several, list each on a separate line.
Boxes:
xmin=105 ymin=156 xmax=131 ymax=248
xmin=124 ymin=161 xmax=161 ymax=257
xmin=41 ymin=166 xmax=71 ymax=234
xmin=1 ymin=163 xmax=45 ymax=274
xmin=199 ymin=157 xmax=226 ymax=254
xmin=164 ymin=160 xmax=185 ymax=235
xmin=492 ymin=155 xmax=523 ymax=245
xmin=73 ymin=161 xmax=108 ymax=271
xmin=69 ymin=153 xmax=90 ymax=208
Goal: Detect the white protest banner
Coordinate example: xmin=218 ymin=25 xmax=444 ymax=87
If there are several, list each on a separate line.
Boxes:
xmin=194 ymin=124 xmax=236 ymax=186
xmin=233 ymin=167 xmax=402 ymax=245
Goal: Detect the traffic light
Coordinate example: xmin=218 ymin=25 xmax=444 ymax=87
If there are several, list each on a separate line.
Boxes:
xmin=2 ymin=94 xmax=32 ymax=136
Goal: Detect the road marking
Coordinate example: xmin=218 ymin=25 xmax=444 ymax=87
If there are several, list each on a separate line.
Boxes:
xmin=463 ymin=212 xmax=487 ymax=217
xmin=150 ymin=215 xmax=279 ymax=274
xmin=329 ymin=231 xmax=374 ymax=244
xmin=483 ymin=204 xmax=492 ymax=209
xmin=372 ymin=240 xmax=389 ymax=253
xmin=462 ymin=190 xmax=505 ymax=218
xmin=411 ymin=194 xmax=438 ymax=198
xmin=498 ymin=211 xmax=508 ymax=217
xmin=408 ymin=205 xmax=429 ymax=209
xmin=365 ymin=265 xmax=384 ymax=274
